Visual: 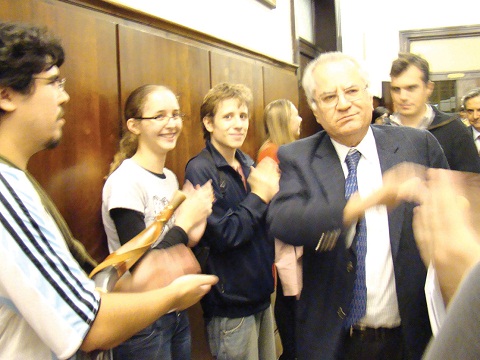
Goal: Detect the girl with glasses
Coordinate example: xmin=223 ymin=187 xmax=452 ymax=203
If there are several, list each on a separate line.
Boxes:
xmin=102 ymin=84 xmax=213 ymax=360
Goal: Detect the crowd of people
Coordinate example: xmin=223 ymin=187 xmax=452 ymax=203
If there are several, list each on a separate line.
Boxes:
xmin=1 ymin=21 xmax=480 ymax=360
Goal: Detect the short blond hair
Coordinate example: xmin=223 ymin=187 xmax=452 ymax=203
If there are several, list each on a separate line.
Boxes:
xmin=200 ymin=82 xmax=253 ymax=140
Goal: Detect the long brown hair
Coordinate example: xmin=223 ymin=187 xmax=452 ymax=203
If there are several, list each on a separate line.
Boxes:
xmin=106 ymin=84 xmax=173 ymax=177
xmin=262 ymin=99 xmax=297 ymax=146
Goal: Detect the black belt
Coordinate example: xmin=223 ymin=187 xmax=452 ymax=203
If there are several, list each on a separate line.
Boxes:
xmin=347 ymin=325 xmax=401 ymax=341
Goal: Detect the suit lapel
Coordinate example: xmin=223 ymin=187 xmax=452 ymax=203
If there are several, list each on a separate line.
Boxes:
xmin=372 ymin=127 xmax=404 ymax=260
xmin=311 ymin=129 xmax=408 ymax=259
xmin=311 ymin=133 xmax=346 ymax=206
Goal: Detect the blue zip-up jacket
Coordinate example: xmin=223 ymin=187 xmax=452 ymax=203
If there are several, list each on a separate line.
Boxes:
xmin=185 ymin=140 xmax=274 ymax=318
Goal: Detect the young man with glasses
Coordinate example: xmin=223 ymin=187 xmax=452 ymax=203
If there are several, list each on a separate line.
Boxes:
xmin=102 ymin=84 xmax=214 ymax=359
xmin=268 ymin=51 xmax=448 ymax=360
xmin=0 ymin=22 xmax=217 ymax=359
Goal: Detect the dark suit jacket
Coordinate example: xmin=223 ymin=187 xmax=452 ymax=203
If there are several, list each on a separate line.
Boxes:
xmin=468 ymin=125 xmax=480 ymax=154
xmin=267 ymin=125 xmax=449 ymax=360
xmin=427 ymin=107 xmax=480 ymax=172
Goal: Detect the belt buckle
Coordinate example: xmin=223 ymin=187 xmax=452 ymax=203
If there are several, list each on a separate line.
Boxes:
xmin=349 ymin=324 xmax=367 ymax=337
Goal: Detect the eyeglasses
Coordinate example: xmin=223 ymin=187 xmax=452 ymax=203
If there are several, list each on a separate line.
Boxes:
xmin=135 ymin=113 xmax=185 ymax=122
xmin=317 ymin=85 xmax=368 ymax=108
xmin=34 ymin=76 xmax=66 ymax=91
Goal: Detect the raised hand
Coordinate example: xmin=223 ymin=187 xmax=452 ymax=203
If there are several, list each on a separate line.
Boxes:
xmin=168 ymin=274 xmax=219 ymax=311
xmin=248 ymin=157 xmax=280 ymax=204
xmin=413 ymin=168 xmax=480 ymax=304
xmin=115 ymin=244 xmax=206 ymax=292
xmin=175 ymin=180 xmax=214 ymax=246
xmin=343 ymin=162 xmax=427 ymax=226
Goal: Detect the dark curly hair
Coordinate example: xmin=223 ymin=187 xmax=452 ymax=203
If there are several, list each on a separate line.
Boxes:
xmin=0 ymin=22 xmax=64 ymax=96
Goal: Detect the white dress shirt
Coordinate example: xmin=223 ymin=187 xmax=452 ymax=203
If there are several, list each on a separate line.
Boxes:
xmin=472 ymin=126 xmax=480 ymax=154
xmin=331 ymin=127 xmax=401 ymax=328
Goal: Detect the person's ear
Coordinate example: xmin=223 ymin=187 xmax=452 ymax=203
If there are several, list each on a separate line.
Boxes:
xmin=426 ymin=81 xmax=435 ymax=97
xmin=0 ymin=88 xmax=17 ymax=113
xmin=310 ymin=100 xmax=320 ymax=116
xmin=203 ymin=116 xmax=214 ymax=133
xmin=126 ymin=118 xmax=141 ymax=135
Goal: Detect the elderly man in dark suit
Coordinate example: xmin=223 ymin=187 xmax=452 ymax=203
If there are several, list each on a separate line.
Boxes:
xmin=462 ymin=88 xmax=480 ymax=155
xmin=267 ymin=52 xmax=448 ymax=360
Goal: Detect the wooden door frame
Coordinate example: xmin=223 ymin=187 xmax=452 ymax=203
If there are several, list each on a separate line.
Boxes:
xmin=400 ymin=25 xmax=480 ymax=80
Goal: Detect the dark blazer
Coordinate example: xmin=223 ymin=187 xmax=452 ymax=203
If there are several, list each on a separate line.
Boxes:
xmin=468 ymin=125 xmax=480 ymax=154
xmin=427 ymin=107 xmax=480 ymax=172
xmin=185 ymin=141 xmax=274 ymax=319
xmin=267 ymin=125 xmax=449 ymax=360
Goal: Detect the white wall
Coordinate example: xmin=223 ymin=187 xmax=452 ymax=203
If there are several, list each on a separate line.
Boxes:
xmin=105 ymin=0 xmax=295 ymax=63
xmin=295 ymin=0 xmax=314 ymax=43
xmin=105 ymin=0 xmax=479 ymax=96
xmin=338 ymin=0 xmax=480 ymax=96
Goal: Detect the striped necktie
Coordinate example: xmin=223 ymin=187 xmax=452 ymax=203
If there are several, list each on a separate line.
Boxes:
xmin=344 ymin=148 xmax=367 ymax=328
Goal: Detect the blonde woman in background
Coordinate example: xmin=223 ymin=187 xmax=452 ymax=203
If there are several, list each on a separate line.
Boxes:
xmin=258 ymin=99 xmax=302 ymax=360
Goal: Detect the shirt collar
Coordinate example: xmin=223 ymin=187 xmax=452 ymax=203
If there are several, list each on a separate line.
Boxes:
xmin=331 ymin=126 xmax=377 ymax=165
xmin=390 ymin=104 xmax=434 ymax=130
xmin=472 ymin=126 xmax=480 ymax=139
xmin=205 ymin=140 xmax=254 ymax=168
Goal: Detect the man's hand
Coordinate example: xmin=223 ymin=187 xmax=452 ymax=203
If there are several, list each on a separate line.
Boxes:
xmin=343 ymin=162 xmax=427 ymax=226
xmin=175 ymin=180 xmax=214 ymax=246
xmin=366 ymin=162 xmax=427 ymax=210
xmin=248 ymin=157 xmax=280 ymax=204
xmin=115 ymin=245 xmax=204 ymax=292
xmin=413 ymin=168 xmax=480 ymax=304
xmin=168 ymin=274 xmax=219 ymax=311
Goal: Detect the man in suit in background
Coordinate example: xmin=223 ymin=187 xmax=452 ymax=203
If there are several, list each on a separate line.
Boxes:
xmin=267 ymin=51 xmax=448 ymax=360
xmin=462 ymin=88 xmax=480 ymax=155
xmin=387 ymin=53 xmax=480 ymax=172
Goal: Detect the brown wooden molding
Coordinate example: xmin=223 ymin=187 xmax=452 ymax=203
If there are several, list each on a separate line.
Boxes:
xmin=298 ymin=37 xmax=322 ymax=59
xmin=400 ymin=24 xmax=480 ymax=51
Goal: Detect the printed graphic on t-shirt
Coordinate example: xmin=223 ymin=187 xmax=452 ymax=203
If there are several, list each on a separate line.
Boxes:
xmin=153 ymin=195 xmax=175 ymax=233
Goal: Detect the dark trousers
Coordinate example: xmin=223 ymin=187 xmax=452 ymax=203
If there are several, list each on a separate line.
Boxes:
xmin=340 ymin=326 xmax=404 ymax=360
xmin=275 ymin=280 xmax=297 ymax=360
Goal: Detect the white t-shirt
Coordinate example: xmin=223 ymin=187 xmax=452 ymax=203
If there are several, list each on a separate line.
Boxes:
xmin=471 ymin=126 xmax=480 ymax=154
xmin=0 ymin=164 xmax=100 ymax=359
xmin=102 ymin=159 xmax=179 ymax=253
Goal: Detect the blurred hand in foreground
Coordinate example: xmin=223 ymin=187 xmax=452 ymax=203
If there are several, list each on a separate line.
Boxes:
xmin=413 ymin=168 xmax=480 ymax=304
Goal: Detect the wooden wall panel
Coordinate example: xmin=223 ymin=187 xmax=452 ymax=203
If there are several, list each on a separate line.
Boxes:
xmin=0 ymin=0 xmax=118 ymax=262
xmin=1 ymin=1 xmax=298 ymax=358
xmin=118 ymin=25 xmax=211 ymax=184
xmin=263 ymin=66 xmax=300 ymax=106
xmin=262 ymin=65 xmax=300 ymax=140
xmin=210 ymin=52 xmax=264 ymax=159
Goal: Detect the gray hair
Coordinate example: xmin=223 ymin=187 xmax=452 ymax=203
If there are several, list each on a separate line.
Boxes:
xmin=462 ymin=88 xmax=480 ymax=108
xmin=301 ymin=51 xmax=370 ymax=110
